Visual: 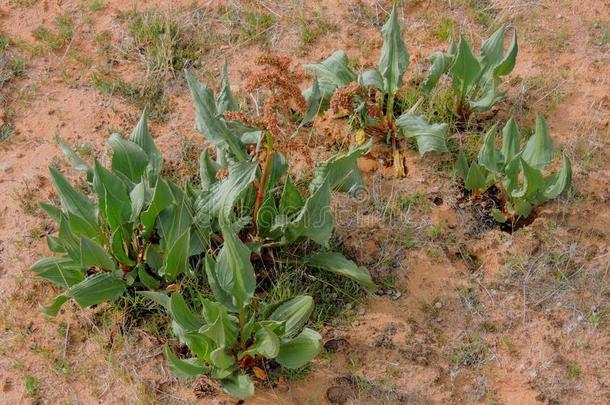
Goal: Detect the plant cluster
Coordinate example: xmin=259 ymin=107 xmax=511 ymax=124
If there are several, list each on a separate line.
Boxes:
xmin=34 ymin=57 xmax=373 ymax=398
xmin=457 ymin=114 xmax=571 ymax=223
xmin=302 ymin=6 xmax=569 ymax=224
xmin=31 ymin=5 xmax=574 ymax=401
xmin=303 ymin=7 xmax=450 ymax=176
xmin=422 ymin=26 xmax=518 ymax=120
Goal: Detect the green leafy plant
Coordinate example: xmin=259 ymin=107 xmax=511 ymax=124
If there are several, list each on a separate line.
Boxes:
xmin=457 ymin=114 xmax=571 ymax=223
xmin=423 ymin=25 xmax=518 ymax=120
xmin=185 ymin=63 xmax=374 ymax=288
xmin=303 ymin=6 xmax=449 ymax=176
xmin=31 ymin=111 xmax=206 ymax=315
xmin=127 ymin=65 xmax=374 ymax=398
xmin=144 ymin=223 xmax=322 ymax=398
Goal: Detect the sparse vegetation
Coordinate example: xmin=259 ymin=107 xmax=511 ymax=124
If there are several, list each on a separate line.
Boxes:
xmin=2 ymin=1 xmax=607 ymax=404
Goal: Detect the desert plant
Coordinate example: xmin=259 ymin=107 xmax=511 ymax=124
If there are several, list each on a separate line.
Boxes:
xmin=302 ymin=6 xmax=449 ymax=175
xmin=422 ymin=25 xmax=518 ymax=120
xmin=185 ymin=64 xmax=374 ymax=287
xmin=143 ymin=223 xmax=321 ymax=398
xmin=457 ymin=114 xmax=571 ymax=223
xmin=31 ymin=111 xmax=207 ymax=315
xmin=125 ymin=66 xmax=374 ymax=398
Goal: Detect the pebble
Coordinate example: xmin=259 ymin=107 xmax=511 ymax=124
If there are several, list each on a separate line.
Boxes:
xmin=357 ymin=307 xmax=365 ymax=316
xmin=434 ymin=302 xmax=442 ymax=309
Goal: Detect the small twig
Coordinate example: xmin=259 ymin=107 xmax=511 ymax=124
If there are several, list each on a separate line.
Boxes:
xmin=62 ymin=322 xmax=70 ymax=359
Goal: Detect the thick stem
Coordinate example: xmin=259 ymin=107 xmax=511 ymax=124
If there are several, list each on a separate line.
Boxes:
xmin=252 ymin=149 xmax=274 ymax=231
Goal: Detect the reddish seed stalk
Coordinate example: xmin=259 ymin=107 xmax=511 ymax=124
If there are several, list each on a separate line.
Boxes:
xmin=252 ymin=149 xmax=274 ymax=231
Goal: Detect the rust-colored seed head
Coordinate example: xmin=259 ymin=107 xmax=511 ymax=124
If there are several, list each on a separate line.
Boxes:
xmin=228 ymin=54 xmax=307 ymax=142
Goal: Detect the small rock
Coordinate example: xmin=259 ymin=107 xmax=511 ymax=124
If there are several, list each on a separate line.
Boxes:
xmin=2 ymin=378 xmax=12 ymax=392
xmin=434 ymin=302 xmax=442 ymax=309
xmin=0 ymin=164 xmax=13 ymax=174
xmin=326 ymin=383 xmax=357 ymax=404
xmin=324 ymin=338 xmax=350 ymax=353
xmin=357 ymin=307 xmax=365 ymax=316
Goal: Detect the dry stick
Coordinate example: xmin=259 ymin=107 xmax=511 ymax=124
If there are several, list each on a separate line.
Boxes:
xmin=62 ymin=322 xmax=70 ymax=360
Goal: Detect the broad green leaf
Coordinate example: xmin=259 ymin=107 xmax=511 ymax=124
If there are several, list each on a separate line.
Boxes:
xmin=137 ymin=290 xmax=169 ymax=308
xmin=215 ymin=222 xmax=256 ymax=310
xmin=256 ymin=195 xmax=278 ymax=238
xmin=470 ymin=77 xmax=502 ymax=112
xmin=160 ymin=230 xmax=190 ymax=282
xmin=494 ymin=30 xmax=518 ymax=77
xmin=523 ymin=113 xmax=555 ymax=170
xmin=40 ymin=202 xmax=62 ymax=222
xmin=267 ymin=151 xmax=288 ymax=189
xmin=49 ymin=167 xmax=97 ymax=229
xmin=108 ymin=134 xmax=149 ymax=183
xmin=465 ymin=163 xmax=487 ymax=192
xmin=379 ymin=5 xmax=409 ymax=95
xmin=269 ymin=295 xmax=314 ymax=337
xmin=54 ymin=134 xmax=92 ymax=180
xmin=110 ymin=227 xmax=135 ymax=266
xmin=69 ymin=272 xmax=126 ymax=308
xmin=456 ymin=151 xmax=469 ymax=180
xmin=204 ymin=256 xmax=237 ymax=312
xmin=511 ymin=158 xmax=544 ymax=198
xmin=79 ymin=236 xmax=115 ymax=270
xmin=243 ymin=327 xmax=280 ymax=358
xmin=138 ymin=267 xmax=161 ymax=290
xmin=279 ymin=176 xmax=304 ymax=215
xmin=276 ymin=328 xmax=321 ymax=369
xmin=183 ymin=332 xmax=215 ymax=363
xmin=196 ymin=161 xmax=258 ymax=221
xmin=58 ymin=216 xmax=81 ymax=261
xmin=157 ymin=190 xmax=192 ymax=248
xmin=129 ymin=109 xmax=162 ymax=182
xmin=309 ymin=140 xmax=370 ymax=194
xmin=502 ymin=154 xmax=522 ymax=196
xmin=491 ymin=208 xmax=508 ymax=223
xmin=129 ymin=181 xmax=147 ymax=222
xmin=221 ymin=374 xmax=254 ymax=399
xmin=478 ymin=124 xmax=503 ymax=173
xmin=198 ymin=299 xmax=239 ymax=348
xmin=93 ymin=160 xmax=131 ymax=232
xmin=199 ymin=149 xmax=220 ymax=190
xmin=423 ymin=50 xmax=454 ymax=95
xmin=501 ymin=117 xmax=520 ymax=164
xmin=478 ymin=26 xmax=507 ymax=78
xmin=216 ymin=60 xmax=238 ymax=113
xmin=304 ymin=51 xmax=357 ymax=101
xmin=46 ymin=236 xmax=66 ymax=254
xmin=141 ymin=178 xmax=174 ymax=239
xmin=41 ymin=295 xmax=70 ymax=316
xmin=185 ymin=71 xmax=248 ymax=162
xmin=543 ymin=154 xmax=571 ymax=199
xmin=168 ymin=292 xmax=204 ymax=333
xmin=31 ymin=257 xmax=84 ymax=288
xmin=65 ymin=212 xmax=99 ymax=239
xmin=299 ymin=78 xmax=322 ymax=127
xmin=164 ymin=346 xmax=207 ymax=379
xmin=451 ymin=36 xmax=481 ymax=100
xmin=210 ymin=347 xmax=235 ymax=370
xmin=281 ymin=180 xmax=334 ymax=247
xmin=304 ymin=252 xmax=374 ymax=288
xmin=396 ymin=113 xmax=449 ymax=155
xmin=358 ymin=68 xmax=384 ymax=90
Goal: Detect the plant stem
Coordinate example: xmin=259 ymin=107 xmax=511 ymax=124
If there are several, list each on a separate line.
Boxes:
xmin=252 ymin=149 xmax=274 ymax=231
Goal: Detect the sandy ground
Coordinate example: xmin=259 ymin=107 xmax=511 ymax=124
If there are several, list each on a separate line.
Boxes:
xmin=0 ymin=0 xmax=609 ymax=404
